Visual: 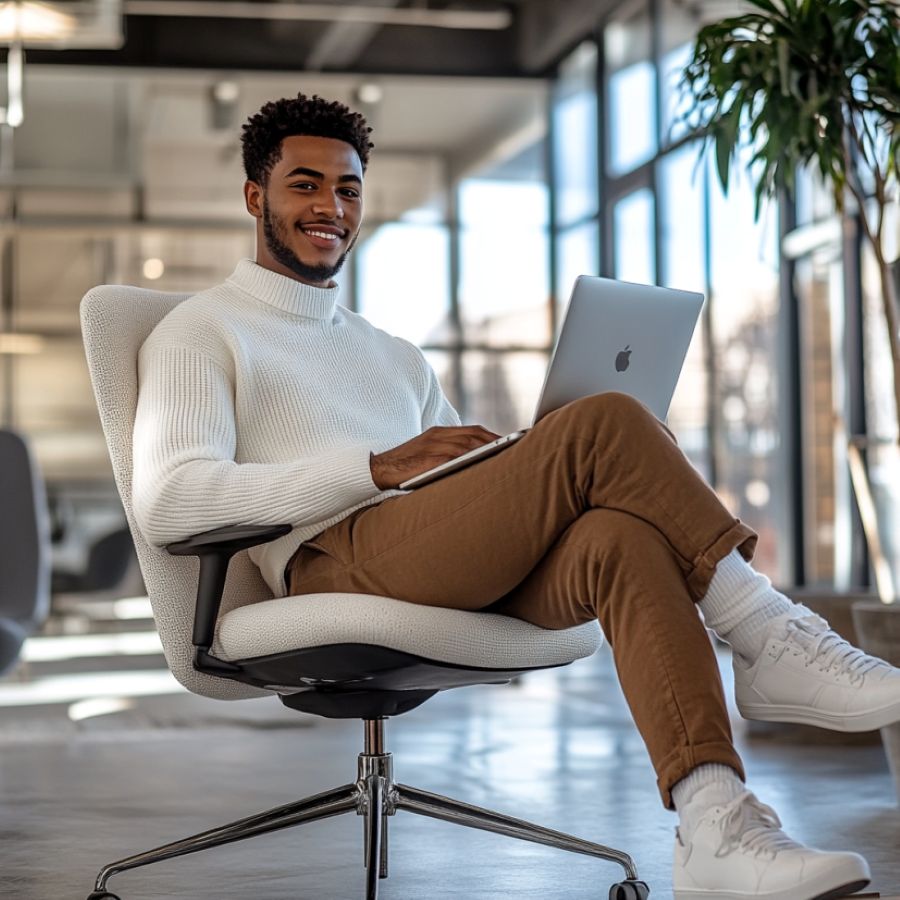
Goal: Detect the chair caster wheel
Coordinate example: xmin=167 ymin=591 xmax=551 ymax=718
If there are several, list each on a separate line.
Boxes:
xmin=87 ymin=892 xmax=121 ymax=899
xmin=609 ymin=880 xmax=650 ymax=900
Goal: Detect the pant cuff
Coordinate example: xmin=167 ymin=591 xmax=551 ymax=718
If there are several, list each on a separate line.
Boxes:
xmin=686 ymin=520 xmax=758 ymax=602
xmin=655 ymin=740 xmax=746 ymax=809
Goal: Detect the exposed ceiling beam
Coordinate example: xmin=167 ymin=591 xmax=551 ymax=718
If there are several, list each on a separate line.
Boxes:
xmin=304 ymin=0 xmax=399 ymax=71
xmin=123 ymin=1 xmax=514 ymax=30
xmin=517 ymin=0 xmax=620 ymax=73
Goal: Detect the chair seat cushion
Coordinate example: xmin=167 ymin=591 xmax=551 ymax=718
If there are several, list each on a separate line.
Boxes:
xmin=212 ymin=593 xmax=602 ymax=670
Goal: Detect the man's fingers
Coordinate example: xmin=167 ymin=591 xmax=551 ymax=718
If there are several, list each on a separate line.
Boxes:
xmin=442 ymin=431 xmax=499 ymax=452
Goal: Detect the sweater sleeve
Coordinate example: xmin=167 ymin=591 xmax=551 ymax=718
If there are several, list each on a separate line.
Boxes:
xmin=132 ymin=344 xmax=381 ymax=548
xmin=402 ymin=342 xmax=461 ymax=429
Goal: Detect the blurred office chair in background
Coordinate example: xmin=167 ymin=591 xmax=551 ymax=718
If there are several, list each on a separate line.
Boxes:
xmin=80 ymin=285 xmax=649 ymax=900
xmin=52 ymin=525 xmax=141 ymax=595
xmin=0 ymin=429 xmax=51 ymax=676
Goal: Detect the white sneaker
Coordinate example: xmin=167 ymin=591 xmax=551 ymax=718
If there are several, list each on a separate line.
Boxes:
xmin=734 ymin=611 xmax=900 ymax=731
xmin=673 ymin=789 xmax=870 ymax=900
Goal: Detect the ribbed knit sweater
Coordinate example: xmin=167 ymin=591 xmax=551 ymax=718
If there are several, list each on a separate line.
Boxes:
xmin=132 ymin=259 xmax=461 ymax=596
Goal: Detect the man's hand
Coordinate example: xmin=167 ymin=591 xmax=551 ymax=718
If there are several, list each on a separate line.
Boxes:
xmin=370 ymin=425 xmax=502 ymax=490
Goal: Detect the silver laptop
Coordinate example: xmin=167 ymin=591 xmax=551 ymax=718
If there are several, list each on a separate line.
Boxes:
xmin=399 ymin=275 xmax=704 ymax=490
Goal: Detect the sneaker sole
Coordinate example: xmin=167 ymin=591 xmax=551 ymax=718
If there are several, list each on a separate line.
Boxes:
xmin=737 ymin=696 xmax=900 ymax=732
xmin=674 ymin=877 xmax=869 ymax=900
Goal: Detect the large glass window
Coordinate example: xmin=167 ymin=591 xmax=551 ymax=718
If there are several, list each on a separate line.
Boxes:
xmin=660 ymin=0 xmax=702 ymax=145
xmin=605 ymin=1 xmax=657 ymax=176
xmin=356 ymin=222 xmax=451 ymax=347
xmin=458 ymin=176 xmax=550 ymax=349
xmin=707 ymin=152 xmax=786 ymax=582
xmin=613 ymin=188 xmax=655 ymax=285
xmin=553 ymin=43 xmax=599 ymax=228
xmin=556 ymin=220 xmax=600 ymax=318
xmin=661 ymin=146 xmax=710 ymax=477
xmin=462 ymin=350 xmax=549 ymax=436
xmin=553 ymin=42 xmax=601 ymax=329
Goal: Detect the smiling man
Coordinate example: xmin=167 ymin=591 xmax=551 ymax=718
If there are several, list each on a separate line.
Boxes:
xmin=132 ymin=94 xmax=900 ymax=900
xmin=246 ymin=133 xmax=363 ymax=284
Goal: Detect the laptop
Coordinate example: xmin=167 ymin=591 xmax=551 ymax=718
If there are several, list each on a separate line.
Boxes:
xmin=399 ymin=275 xmax=704 ymax=490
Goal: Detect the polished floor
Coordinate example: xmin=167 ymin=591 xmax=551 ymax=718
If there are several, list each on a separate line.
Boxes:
xmin=2 ymin=610 xmax=900 ymax=900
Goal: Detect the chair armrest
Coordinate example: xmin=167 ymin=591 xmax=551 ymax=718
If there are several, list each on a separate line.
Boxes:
xmin=166 ymin=523 xmax=292 ymax=557
xmin=165 ymin=524 xmax=292 ymax=666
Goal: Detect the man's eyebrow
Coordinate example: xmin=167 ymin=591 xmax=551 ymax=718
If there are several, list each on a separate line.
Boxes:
xmin=284 ymin=166 xmax=362 ymax=185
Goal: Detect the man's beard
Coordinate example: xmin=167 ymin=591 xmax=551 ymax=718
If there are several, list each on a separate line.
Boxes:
xmin=262 ymin=204 xmax=354 ymax=284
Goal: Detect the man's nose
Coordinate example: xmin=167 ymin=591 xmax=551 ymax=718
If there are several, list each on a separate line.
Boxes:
xmin=312 ymin=192 xmax=345 ymax=219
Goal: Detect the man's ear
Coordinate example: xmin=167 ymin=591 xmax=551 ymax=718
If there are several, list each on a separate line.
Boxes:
xmin=244 ymin=180 xmax=264 ymax=218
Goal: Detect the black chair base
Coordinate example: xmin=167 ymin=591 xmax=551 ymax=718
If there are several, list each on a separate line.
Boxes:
xmin=88 ymin=719 xmax=647 ymax=900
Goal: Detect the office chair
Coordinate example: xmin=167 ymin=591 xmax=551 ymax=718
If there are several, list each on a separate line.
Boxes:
xmin=80 ymin=285 xmax=650 ymax=900
xmin=52 ymin=525 xmax=138 ymax=595
xmin=0 ymin=429 xmax=50 ymax=676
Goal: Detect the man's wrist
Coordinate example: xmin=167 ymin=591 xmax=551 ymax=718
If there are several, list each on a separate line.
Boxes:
xmin=369 ymin=451 xmax=386 ymax=490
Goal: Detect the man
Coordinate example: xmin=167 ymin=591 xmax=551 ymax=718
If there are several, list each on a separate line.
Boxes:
xmin=133 ymin=93 xmax=900 ymax=899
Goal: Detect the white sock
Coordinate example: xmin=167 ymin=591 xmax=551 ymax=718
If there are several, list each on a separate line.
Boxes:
xmin=698 ymin=549 xmax=806 ymax=663
xmin=672 ymin=763 xmax=745 ymax=840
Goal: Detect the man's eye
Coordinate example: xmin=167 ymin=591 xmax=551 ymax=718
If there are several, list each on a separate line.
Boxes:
xmin=290 ymin=182 xmax=316 ymax=190
xmin=340 ymin=188 xmax=360 ymax=199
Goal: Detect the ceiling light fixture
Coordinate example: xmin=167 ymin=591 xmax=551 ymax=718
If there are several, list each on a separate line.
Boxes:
xmin=142 ymin=257 xmax=165 ymax=280
xmin=0 ymin=0 xmax=76 ymax=41
xmin=124 ymin=1 xmax=512 ymax=31
xmin=355 ymin=83 xmax=383 ymax=105
xmin=0 ymin=2 xmax=121 ymax=128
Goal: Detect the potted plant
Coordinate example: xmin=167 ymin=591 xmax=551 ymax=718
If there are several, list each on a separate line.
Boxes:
xmin=678 ymin=0 xmax=900 ymax=793
xmin=680 ymin=0 xmax=898 ymax=410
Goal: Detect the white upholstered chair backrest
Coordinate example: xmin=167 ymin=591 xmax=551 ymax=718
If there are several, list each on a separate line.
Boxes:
xmin=81 ymin=285 xmax=269 ymax=700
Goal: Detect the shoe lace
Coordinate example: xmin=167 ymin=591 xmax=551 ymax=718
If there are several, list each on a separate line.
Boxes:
xmin=786 ymin=614 xmax=885 ymax=683
xmin=715 ymin=792 xmax=800 ymax=860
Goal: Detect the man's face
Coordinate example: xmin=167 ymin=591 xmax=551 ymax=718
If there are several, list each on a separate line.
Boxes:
xmin=245 ymin=135 xmax=364 ymax=286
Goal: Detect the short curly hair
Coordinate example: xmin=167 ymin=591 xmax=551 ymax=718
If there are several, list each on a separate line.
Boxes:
xmin=241 ymin=93 xmax=374 ymax=184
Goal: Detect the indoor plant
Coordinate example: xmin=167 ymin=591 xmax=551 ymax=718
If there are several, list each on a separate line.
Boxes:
xmin=679 ymin=0 xmax=898 ymax=423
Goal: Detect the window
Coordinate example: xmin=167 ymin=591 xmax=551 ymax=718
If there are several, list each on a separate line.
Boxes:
xmin=458 ymin=177 xmax=550 ymax=349
xmin=556 ymin=221 xmax=600 ymax=320
xmin=605 ymin=2 xmax=657 ymax=176
xmin=706 ymin=151 xmax=786 ymax=582
xmin=553 ymin=43 xmax=599 ymax=227
xmin=661 ymin=145 xmax=710 ymax=477
xmin=356 ymin=223 xmax=451 ymax=347
xmin=613 ymin=188 xmax=655 ymax=285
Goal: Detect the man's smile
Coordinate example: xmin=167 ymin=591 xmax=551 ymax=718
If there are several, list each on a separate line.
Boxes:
xmin=299 ymin=223 xmax=347 ymax=249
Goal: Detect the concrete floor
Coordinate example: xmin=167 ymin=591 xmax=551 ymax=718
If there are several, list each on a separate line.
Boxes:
xmin=2 ymin=616 xmax=899 ymax=900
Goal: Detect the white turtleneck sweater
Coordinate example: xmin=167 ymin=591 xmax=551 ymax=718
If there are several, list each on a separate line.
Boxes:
xmin=132 ymin=259 xmax=461 ymax=597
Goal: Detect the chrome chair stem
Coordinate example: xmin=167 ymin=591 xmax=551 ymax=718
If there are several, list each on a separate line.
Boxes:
xmin=363 ymin=775 xmax=386 ymax=900
xmin=393 ymin=782 xmax=639 ymax=881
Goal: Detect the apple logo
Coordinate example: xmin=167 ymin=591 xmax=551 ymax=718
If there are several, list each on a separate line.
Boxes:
xmin=615 ymin=345 xmax=632 ymax=373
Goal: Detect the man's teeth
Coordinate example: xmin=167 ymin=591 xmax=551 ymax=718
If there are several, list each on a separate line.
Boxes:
xmin=304 ymin=229 xmax=339 ymax=241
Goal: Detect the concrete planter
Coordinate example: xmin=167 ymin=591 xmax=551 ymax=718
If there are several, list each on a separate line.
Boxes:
xmin=851 ymin=600 xmax=900 ymax=803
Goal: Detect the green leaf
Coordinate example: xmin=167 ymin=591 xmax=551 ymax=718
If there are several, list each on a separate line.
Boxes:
xmin=715 ymin=123 xmax=733 ymax=191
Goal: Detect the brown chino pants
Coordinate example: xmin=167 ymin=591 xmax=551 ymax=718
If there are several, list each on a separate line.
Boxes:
xmin=286 ymin=392 xmax=757 ymax=808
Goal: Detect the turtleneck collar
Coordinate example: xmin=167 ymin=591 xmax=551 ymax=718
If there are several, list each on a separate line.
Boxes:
xmin=227 ymin=259 xmax=340 ymax=321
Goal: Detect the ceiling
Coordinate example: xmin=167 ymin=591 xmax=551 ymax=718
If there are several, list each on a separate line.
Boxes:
xmin=21 ymin=0 xmax=628 ymax=77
